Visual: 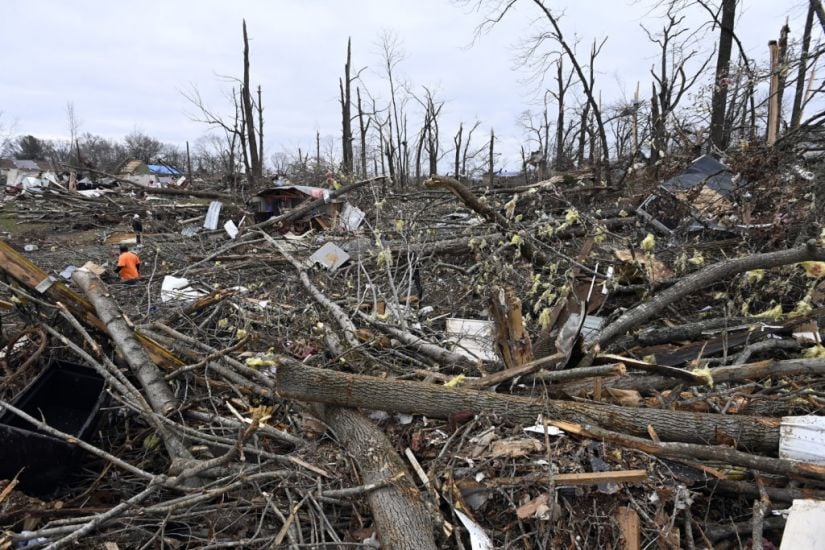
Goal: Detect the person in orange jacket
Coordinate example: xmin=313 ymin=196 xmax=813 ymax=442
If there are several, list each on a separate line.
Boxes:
xmin=115 ymin=244 xmax=141 ymax=283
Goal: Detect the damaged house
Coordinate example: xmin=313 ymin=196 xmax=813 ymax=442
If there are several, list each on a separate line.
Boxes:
xmin=116 ymin=159 xmax=183 ymax=188
xmin=637 ymin=154 xmax=745 ymax=233
xmin=253 ymin=184 xmax=343 ymax=231
xmin=1 ymin=159 xmax=56 ymax=193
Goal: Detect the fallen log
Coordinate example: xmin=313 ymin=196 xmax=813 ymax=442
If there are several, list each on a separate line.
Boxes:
xmin=595 ymin=240 xmax=825 ymax=347
xmin=312 ymin=405 xmax=438 ymax=550
xmin=72 ymin=269 xmax=193 ymax=465
xmin=0 ymin=240 xmax=181 ymax=369
xmin=561 ymin=357 xmax=825 ymax=395
xmin=545 ymin=419 xmax=825 ymax=481
xmin=276 ymin=362 xmax=780 ymax=452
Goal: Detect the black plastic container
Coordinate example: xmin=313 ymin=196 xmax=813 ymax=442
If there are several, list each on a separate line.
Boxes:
xmin=0 ymin=361 xmax=105 ymax=493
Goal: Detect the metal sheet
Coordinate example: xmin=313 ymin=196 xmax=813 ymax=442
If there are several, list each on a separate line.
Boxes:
xmin=203 ymin=201 xmax=223 ymax=230
xmin=308 ymin=242 xmax=350 ymax=272
xmin=780 ymin=416 xmax=825 ymax=464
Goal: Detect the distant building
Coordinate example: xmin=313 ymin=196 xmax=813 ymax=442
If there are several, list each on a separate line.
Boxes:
xmin=253 ymin=185 xmax=342 ymax=232
xmin=116 ymin=159 xmax=183 ymax=187
xmin=0 ymin=158 xmax=56 ymax=192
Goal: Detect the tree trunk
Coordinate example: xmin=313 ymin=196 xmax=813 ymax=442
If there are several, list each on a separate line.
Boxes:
xmin=312 ymin=405 xmax=437 ymax=550
xmin=453 ymin=123 xmax=463 ymax=178
xmin=489 ymin=286 xmax=533 ymax=368
xmin=357 ymin=87 xmax=368 ymax=177
xmin=72 ymin=270 xmax=193 ymax=463
xmin=241 ymin=20 xmax=260 ymax=186
xmin=812 ymin=0 xmax=825 ymax=33
xmin=791 ymin=4 xmax=815 ymax=129
xmin=709 ymin=0 xmax=736 ymax=152
xmin=276 ymin=362 xmax=781 ymax=452
xmin=488 ymin=128 xmax=495 ymax=187
xmin=341 ymin=37 xmax=353 ymax=174
xmin=555 ymin=58 xmax=566 ymax=170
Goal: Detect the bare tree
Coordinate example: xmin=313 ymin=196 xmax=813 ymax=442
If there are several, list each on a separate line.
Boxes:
xmin=378 ymin=31 xmax=408 ymax=187
xmin=356 ymin=87 xmax=371 ymax=177
xmin=551 ymin=56 xmax=574 ymax=170
xmin=183 ymin=86 xmax=243 ymax=189
xmin=642 ymin=5 xmax=711 ymax=165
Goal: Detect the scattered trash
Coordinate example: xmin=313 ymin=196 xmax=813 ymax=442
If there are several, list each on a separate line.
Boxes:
xmin=340 ymin=203 xmax=365 ymax=231
xmin=224 ymin=219 xmax=239 ymax=239
xmin=160 ymin=276 xmax=205 ymax=302
xmin=204 ymin=201 xmax=223 ymax=230
xmin=308 ymin=242 xmax=350 ymax=271
xmin=778 ymin=499 xmax=825 ymax=550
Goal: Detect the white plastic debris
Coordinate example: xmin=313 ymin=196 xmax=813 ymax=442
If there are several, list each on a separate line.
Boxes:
xmin=224 ymin=220 xmax=239 ymax=239
xmin=308 ymin=242 xmax=350 ymax=271
xmin=779 ymin=499 xmax=825 ymax=549
xmin=340 ymin=203 xmax=365 ymax=231
xmin=160 ymin=276 xmax=206 ymax=303
xmin=455 ymin=509 xmax=494 ymax=550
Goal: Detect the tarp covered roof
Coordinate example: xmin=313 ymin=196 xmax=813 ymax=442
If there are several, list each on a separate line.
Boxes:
xmin=661 ymin=154 xmax=733 ymax=195
xmin=147 ymin=164 xmax=182 ymax=176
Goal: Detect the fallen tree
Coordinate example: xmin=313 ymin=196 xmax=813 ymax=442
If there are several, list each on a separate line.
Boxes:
xmin=276 ymin=361 xmax=781 ymax=452
xmin=311 ymin=404 xmax=438 ymax=550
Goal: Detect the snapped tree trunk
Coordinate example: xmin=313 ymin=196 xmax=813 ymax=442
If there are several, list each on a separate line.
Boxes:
xmin=340 ymin=37 xmax=354 ymax=174
xmin=242 ymin=20 xmax=260 ymax=185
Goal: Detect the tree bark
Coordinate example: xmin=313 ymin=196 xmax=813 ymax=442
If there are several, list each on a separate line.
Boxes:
xmin=276 ymin=362 xmax=781 ymax=452
xmin=488 ymin=128 xmax=495 ymax=188
xmin=312 ymin=405 xmax=437 ymax=550
xmin=812 ymin=0 xmax=825 ymax=33
xmin=709 ymin=0 xmax=736 ymax=152
xmin=489 ymin=286 xmax=533 ymax=368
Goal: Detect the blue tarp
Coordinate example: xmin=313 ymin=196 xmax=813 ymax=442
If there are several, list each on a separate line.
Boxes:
xmin=147 ymin=164 xmax=182 ymax=176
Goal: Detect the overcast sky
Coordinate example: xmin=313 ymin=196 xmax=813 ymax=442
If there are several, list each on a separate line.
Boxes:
xmin=0 ymin=0 xmax=814 ymax=169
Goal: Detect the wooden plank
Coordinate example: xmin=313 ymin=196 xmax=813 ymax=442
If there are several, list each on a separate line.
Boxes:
xmin=615 ymin=506 xmax=640 ymax=550
xmin=553 ymin=469 xmax=648 ymax=486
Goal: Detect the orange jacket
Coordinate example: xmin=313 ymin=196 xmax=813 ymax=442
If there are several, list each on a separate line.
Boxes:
xmin=117 ymin=251 xmax=141 ymax=280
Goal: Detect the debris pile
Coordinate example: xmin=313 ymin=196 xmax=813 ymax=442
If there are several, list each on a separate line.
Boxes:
xmin=1 ymin=153 xmax=825 ymax=548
